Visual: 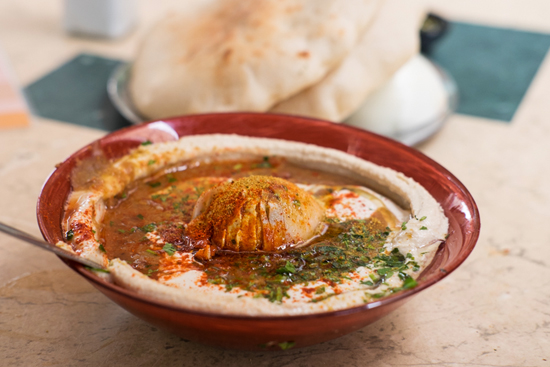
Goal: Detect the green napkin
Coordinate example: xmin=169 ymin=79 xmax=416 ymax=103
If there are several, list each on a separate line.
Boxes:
xmin=430 ymin=22 xmax=550 ymax=122
xmin=24 ymin=53 xmax=131 ymax=130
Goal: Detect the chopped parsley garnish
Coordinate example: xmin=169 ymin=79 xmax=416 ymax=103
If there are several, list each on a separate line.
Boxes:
xmin=276 ymin=261 xmax=296 ymax=274
xmin=163 ymin=243 xmax=177 ymax=256
xmin=201 ymin=220 xmax=392 ymax=303
xmin=274 ymin=287 xmax=284 ymax=302
xmin=253 ymin=156 xmax=273 ymax=169
xmin=141 ymin=140 xmax=152 ymax=146
xmin=151 ymin=193 xmax=169 ymax=202
xmin=115 ymin=192 xmax=128 ymax=200
xmin=420 ymin=226 xmax=428 ymax=230
xmin=137 ymin=214 xmax=144 ymax=220
xmin=377 ymin=268 xmax=394 ymax=279
xmin=194 ymin=186 xmax=204 ymax=197
xmin=140 ymin=223 xmax=157 ymax=232
xmin=419 ymin=216 xmax=427 ymax=221
xmin=66 ymin=229 xmax=74 ymax=241
xmin=278 ymin=341 xmax=295 ymax=350
xmin=148 ymin=181 xmax=162 ymax=188
xmin=98 ymin=244 xmax=106 ymax=253
xmin=401 ymin=222 xmax=407 ymax=230
xmin=147 ymin=160 xmax=156 ymax=166
xmin=401 ymin=276 xmax=418 ymax=289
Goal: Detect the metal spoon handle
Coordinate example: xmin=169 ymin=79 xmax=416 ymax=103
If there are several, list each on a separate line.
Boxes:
xmin=0 ymin=221 xmax=106 ymax=270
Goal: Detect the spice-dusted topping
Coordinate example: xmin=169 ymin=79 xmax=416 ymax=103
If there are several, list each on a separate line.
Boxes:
xmin=187 ymin=176 xmax=324 ymax=252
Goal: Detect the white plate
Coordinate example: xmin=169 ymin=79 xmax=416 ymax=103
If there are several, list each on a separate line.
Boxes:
xmin=107 ymin=62 xmax=143 ymax=124
xmin=345 ymin=55 xmax=458 ymax=146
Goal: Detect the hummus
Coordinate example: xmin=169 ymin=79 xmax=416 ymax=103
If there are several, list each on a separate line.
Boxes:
xmin=59 ymin=134 xmax=448 ymax=316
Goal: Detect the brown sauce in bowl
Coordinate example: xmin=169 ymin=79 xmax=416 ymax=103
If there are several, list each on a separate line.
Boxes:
xmin=99 ymin=155 xmax=402 ymax=302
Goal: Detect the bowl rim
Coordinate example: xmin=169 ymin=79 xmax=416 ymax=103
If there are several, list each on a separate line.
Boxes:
xmin=37 ymin=112 xmax=480 ymax=321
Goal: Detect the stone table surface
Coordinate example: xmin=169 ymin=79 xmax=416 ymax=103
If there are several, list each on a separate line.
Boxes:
xmin=0 ymin=1 xmax=549 ymax=366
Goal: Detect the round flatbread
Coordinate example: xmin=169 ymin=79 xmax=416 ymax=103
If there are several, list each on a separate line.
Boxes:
xmin=130 ymin=0 xmax=380 ymax=119
xmin=270 ymin=0 xmax=425 ymax=121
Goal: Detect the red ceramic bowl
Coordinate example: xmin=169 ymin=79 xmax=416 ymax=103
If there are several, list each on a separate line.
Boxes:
xmin=37 ymin=113 xmax=480 ymax=350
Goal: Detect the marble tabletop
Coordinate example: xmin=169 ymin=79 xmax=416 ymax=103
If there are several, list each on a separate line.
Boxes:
xmin=1 ymin=0 xmax=549 ymax=366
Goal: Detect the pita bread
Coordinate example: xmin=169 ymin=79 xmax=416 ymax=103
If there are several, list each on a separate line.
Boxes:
xmin=270 ymin=0 xmax=425 ymax=121
xmin=130 ymin=0 xmax=380 ymax=119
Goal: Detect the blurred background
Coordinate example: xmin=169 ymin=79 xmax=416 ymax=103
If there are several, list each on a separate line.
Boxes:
xmin=2 ymin=0 xmax=550 ymax=142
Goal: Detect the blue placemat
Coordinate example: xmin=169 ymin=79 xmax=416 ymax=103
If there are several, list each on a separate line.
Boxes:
xmin=430 ymin=22 xmax=550 ymax=122
xmin=23 ymin=21 xmax=550 ymax=130
xmin=24 ymin=53 xmax=131 ymax=130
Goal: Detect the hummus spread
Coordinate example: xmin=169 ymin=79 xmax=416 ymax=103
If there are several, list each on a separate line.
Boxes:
xmin=59 ymin=134 xmax=448 ymax=316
